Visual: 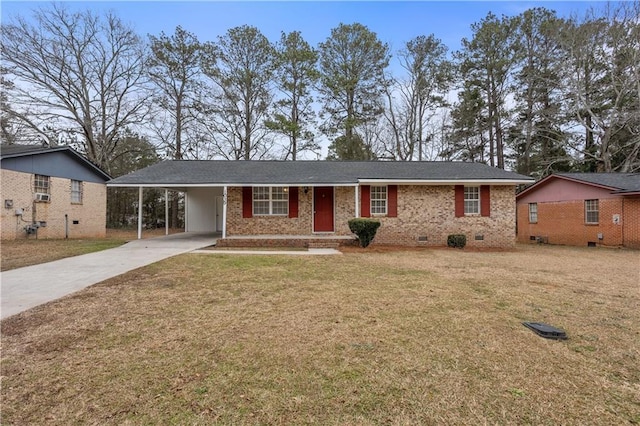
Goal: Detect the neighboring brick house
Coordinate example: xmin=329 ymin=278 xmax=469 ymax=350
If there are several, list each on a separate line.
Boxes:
xmin=516 ymin=173 xmax=640 ymax=248
xmin=108 ymin=161 xmax=533 ymax=248
xmin=1 ymin=145 xmax=111 ymax=240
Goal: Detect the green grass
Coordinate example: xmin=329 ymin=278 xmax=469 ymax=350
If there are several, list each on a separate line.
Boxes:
xmin=1 ymin=245 xmax=639 ymax=424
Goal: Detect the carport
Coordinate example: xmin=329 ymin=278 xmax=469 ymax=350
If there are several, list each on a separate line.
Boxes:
xmin=106 ymin=184 xmax=227 ymax=240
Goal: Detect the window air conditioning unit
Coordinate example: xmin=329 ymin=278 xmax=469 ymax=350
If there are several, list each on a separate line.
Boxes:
xmin=35 ymin=193 xmax=51 ymax=202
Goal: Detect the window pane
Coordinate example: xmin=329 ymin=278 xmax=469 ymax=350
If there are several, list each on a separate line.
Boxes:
xmin=253 ymin=187 xmax=269 ymax=200
xmin=34 ymin=174 xmax=50 ymax=194
xmin=71 ymin=180 xmax=83 ymax=203
xmin=464 ymin=186 xmax=479 ymax=199
xmin=585 ymin=199 xmax=599 ymax=223
xmin=529 ymin=203 xmax=537 ymax=223
xmin=272 ymin=201 xmax=288 ymax=215
xmin=464 ymin=186 xmax=480 ymax=214
xmin=370 ymin=186 xmax=387 ymax=214
xmin=271 ymin=187 xmax=288 ymax=201
xmin=253 ymin=187 xmax=289 ymax=215
xmin=254 ymin=200 xmax=269 ymax=215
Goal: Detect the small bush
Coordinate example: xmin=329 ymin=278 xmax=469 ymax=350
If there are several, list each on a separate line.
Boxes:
xmin=447 ymin=234 xmax=467 ymax=249
xmin=348 ymin=218 xmax=381 ymax=248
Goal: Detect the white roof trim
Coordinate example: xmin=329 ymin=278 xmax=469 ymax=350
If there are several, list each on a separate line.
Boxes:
xmin=108 ymin=179 xmax=534 ymax=188
xmin=107 ymin=183 xmax=360 ymax=188
xmin=357 ymin=179 xmax=534 ymax=185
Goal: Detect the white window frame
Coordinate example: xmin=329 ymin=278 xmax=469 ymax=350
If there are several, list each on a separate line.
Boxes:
xmin=34 ymin=174 xmax=50 ymax=194
xmin=585 ymin=199 xmax=599 ymax=224
xmin=464 ymin=186 xmax=480 ymax=215
xmin=370 ymin=185 xmax=388 ymax=215
xmin=71 ymin=180 xmax=83 ymax=204
xmin=253 ymin=187 xmax=289 ymax=216
xmin=528 ymin=203 xmax=538 ymax=223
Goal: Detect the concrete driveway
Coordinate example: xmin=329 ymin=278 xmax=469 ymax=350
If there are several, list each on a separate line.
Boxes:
xmin=0 ymin=232 xmax=218 ymax=320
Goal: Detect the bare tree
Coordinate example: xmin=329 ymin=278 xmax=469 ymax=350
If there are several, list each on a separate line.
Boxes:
xmin=318 ymin=23 xmax=390 ymax=159
xmin=147 ymin=26 xmax=206 ymax=160
xmin=383 ymin=34 xmax=453 ymax=160
xmin=1 ymin=4 xmax=148 ymax=172
xmin=455 ymin=13 xmax=520 ymax=169
xmin=559 ymin=2 xmax=640 ymax=172
xmin=509 ymin=8 xmax=571 ymax=178
xmin=0 ymin=69 xmax=25 ymax=145
xmin=201 ymin=25 xmax=275 ymax=160
xmin=267 ymin=31 xmax=319 ymax=160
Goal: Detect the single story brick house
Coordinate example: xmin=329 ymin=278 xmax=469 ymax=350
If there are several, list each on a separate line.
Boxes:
xmin=1 ymin=144 xmax=111 ymax=240
xmin=107 ymin=161 xmax=533 ymax=248
xmin=516 ymin=173 xmax=640 ymax=248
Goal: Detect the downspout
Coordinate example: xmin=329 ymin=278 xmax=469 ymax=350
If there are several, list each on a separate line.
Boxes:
xmin=137 ymin=186 xmax=143 ymax=240
xmin=222 ymin=186 xmax=227 ymax=239
xmin=65 ymin=214 xmax=69 ymax=239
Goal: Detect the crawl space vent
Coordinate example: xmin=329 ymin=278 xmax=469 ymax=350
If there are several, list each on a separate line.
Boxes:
xmin=522 ymin=322 xmax=567 ymax=340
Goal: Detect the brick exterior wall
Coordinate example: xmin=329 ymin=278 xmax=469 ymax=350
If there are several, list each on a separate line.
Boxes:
xmin=624 ymin=199 xmax=640 ymax=249
xmin=224 ymin=185 xmax=516 ymax=248
xmin=373 ymin=185 xmax=515 ymax=248
xmin=1 ymin=169 xmax=106 ymax=240
xmin=226 ymin=186 xmax=356 ymax=236
xmin=517 ymin=197 xmax=640 ymax=248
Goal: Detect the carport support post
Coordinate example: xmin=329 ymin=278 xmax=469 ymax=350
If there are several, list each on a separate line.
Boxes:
xmin=222 ymin=185 xmax=227 ymax=238
xmin=137 ymin=186 xmax=143 ymax=240
xmin=164 ymin=189 xmax=169 ymax=235
xmin=355 ymin=185 xmax=360 ymax=218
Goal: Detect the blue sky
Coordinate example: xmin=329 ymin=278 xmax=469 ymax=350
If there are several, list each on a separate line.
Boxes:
xmin=2 ymin=1 xmax=605 ymax=55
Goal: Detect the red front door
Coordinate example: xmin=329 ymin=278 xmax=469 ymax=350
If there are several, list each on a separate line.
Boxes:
xmin=313 ymin=187 xmax=334 ymax=232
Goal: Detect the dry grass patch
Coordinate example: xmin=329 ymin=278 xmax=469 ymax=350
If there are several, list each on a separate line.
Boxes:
xmin=0 ymin=238 xmax=126 ymax=271
xmin=1 ymin=245 xmax=639 ymax=424
xmin=0 ymin=228 xmax=181 ymax=271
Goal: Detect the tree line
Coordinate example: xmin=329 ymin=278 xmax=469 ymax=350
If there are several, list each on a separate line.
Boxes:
xmin=2 ymin=2 xmax=639 ymax=180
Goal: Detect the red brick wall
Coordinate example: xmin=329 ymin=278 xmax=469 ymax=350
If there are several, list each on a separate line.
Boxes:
xmin=516 ymin=197 xmax=640 ymax=248
xmin=622 ymin=198 xmax=640 ymax=249
xmin=226 ymin=185 xmax=517 ymax=248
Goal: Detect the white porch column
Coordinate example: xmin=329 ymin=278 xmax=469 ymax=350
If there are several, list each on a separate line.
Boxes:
xmin=184 ymin=192 xmax=188 ymax=232
xmin=222 ymin=185 xmax=227 ymax=238
xmin=164 ymin=189 xmax=169 ymax=235
xmin=137 ymin=186 xmax=143 ymax=240
xmin=354 ymin=185 xmax=360 ymax=218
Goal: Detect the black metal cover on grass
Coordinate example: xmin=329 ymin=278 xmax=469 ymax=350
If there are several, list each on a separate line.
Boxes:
xmin=522 ymin=322 xmax=568 ymax=340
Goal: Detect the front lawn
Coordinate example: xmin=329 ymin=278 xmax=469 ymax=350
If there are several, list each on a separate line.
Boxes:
xmin=1 ymin=245 xmax=638 ymax=424
xmin=0 ymin=237 xmax=127 ymax=271
xmin=0 ymin=228 xmax=181 ymax=271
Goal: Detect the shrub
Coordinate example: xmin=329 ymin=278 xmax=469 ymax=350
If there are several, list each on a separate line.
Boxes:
xmin=447 ymin=234 xmax=467 ymax=249
xmin=348 ymin=218 xmax=381 ymax=248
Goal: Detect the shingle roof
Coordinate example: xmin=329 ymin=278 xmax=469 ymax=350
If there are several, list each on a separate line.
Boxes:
xmin=555 ymin=173 xmax=640 ymax=193
xmin=0 ymin=144 xmax=64 ymax=158
xmin=108 ymin=160 xmax=534 ymax=186
xmin=1 ymin=144 xmax=111 ymax=180
xmin=516 ymin=172 xmax=640 ymax=199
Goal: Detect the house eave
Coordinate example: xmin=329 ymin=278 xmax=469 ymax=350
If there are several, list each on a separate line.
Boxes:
xmin=106 ymin=182 xmax=360 ymax=188
xmin=358 ymin=178 xmax=534 ymax=185
xmin=611 ymin=190 xmax=640 ymax=196
xmin=107 ymin=179 xmax=533 ymax=188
